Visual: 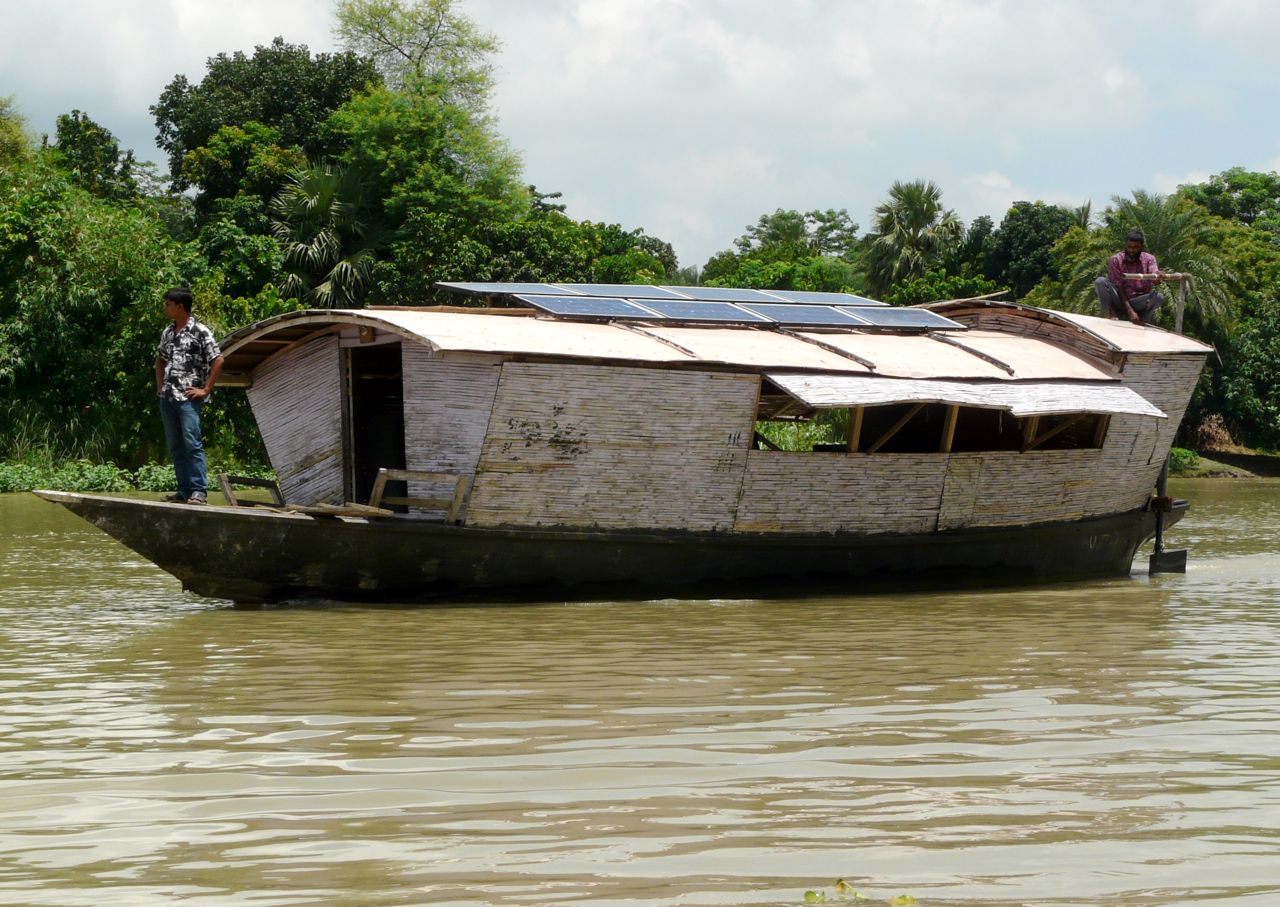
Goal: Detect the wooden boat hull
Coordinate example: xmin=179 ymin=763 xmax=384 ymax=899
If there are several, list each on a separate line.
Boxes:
xmin=35 ymin=491 xmax=1183 ymax=604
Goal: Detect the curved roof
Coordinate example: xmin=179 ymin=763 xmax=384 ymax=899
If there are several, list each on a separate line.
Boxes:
xmin=219 ymin=303 xmax=1199 ymax=386
xmin=927 ymin=298 xmax=1214 ymax=355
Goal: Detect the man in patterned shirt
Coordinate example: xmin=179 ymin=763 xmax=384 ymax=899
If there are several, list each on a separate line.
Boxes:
xmin=1094 ymin=229 xmax=1165 ymax=324
xmin=155 ymin=287 xmax=224 ymax=505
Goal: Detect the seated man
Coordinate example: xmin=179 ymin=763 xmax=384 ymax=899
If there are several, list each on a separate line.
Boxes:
xmin=1094 ymin=229 xmax=1164 ymax=324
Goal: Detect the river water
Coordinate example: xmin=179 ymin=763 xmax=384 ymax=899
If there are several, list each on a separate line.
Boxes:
xmin=1 ymin=481 xmax=1278 ymax=907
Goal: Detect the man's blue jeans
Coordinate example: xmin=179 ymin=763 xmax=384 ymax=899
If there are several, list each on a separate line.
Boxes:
xmin=159 ymin=397 xmax=207 ymax=498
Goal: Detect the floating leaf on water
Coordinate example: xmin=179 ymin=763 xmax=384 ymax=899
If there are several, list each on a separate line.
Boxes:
xmin=803 ymin=891 xmax=826 ymax=904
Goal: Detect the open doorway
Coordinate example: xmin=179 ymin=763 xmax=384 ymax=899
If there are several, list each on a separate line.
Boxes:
xmin=347 ymin=342 xmax=406 ymax=506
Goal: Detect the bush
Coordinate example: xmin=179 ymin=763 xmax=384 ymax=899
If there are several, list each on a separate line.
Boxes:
xmin=1169 ymin=447 xmax=1200 ymax=474
xmin=134 ymin=463 xmax=178 ymax=491
xmin=1 ymin=459 xmax=274 ymax=493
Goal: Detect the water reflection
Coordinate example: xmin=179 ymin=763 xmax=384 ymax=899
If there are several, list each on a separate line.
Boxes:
xmin=2 ymin=485 xmax=1279 ymax=905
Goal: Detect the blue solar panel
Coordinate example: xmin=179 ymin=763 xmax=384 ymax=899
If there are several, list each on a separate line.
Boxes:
xmin=639 ymin=300 xmax=770 ymax=322
xmin=738 ymin=304 xmax=870 ymax=326
xmin=658 ymin=286 xmax=787 ymax=303
xmin=514 ymin=295 xmax=662 ymax=319
xmin=553 ymin=283 xmax=690 ymax=299
xmin=840 ymin=307 xmax=966 ymax=330
xmin=765 ymin=290 xmax=887 ymax=306
xmin=438 ymin=281 xmax=583 ymax=297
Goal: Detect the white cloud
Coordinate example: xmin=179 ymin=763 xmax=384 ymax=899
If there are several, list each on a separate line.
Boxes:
xmin=1152 ymin=169 xmax=1213 ymax=194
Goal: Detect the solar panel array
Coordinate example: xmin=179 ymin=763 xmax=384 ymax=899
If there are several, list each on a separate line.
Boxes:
xmin=438 ymin=282 xmax=965 ymax=331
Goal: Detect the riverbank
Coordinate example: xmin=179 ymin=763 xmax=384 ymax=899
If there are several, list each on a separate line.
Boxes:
xmin=1175 ymin=449 xmax=1280 ymax=478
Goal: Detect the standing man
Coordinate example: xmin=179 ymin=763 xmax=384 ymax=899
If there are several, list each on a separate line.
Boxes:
xmin=156 ymin=287 xmax=223 ymax=505
xmin=1094 ymin=229 xmax=1165 ymax=324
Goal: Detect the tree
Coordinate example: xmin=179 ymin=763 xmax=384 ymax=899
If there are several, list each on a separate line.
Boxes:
xmin=323 ymin=83 xmax=526 ymax=301
xmin=151 ymin=38 xmax=379 ymax=193
xmin=981 ymin=201 xmax=1074 ymax=298
xmin=1179 ymin=167 xmax=1280 ymax=230
xmin=271 ymin=163 xmax=386 ymax=308
xmin=50 ymin=110 xmax=138 ymax=200
xmin=733 ymin=208 xmax=859 ymax=260
xmin=887 ymin=269 xmax=999 ymax=305
xmin=180 ymin=122 xmax=307 ymax=221
xmin=865 ymin=179 xmax=962 ymax=295
xmin=1 ymin=95 xmax=31 ymax=165
xmin=334 ymin=0 xmax=497 ymax=111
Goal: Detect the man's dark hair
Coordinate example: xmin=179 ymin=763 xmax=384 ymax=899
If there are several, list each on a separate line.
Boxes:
xmin=1125 ymin=229 xmax=1145 ymax=244
xmin=163 ymin=287 xmax=194 ymax=313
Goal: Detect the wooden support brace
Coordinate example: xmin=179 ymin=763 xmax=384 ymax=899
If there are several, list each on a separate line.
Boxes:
xmin=1024 ymin=413 xmax=1087 ymax=451
xmin=217 ymin=472 xmax=285 ymax=507
xmin=940 ymin=404 xmax=959 ymax=453
xmin=369 ymin=467 xmax=472 ymax=523
xmin=1021 ymin=416 xmax=1040 ymax=450
xmin=848 ymin=406 xmax=864 ymax=453
xmin=867 ymin=403 xmax=925 ymax=454
xmin=1093 ymin=414 xmax=1111 ymax=448
xmin=754 ymin=430 xmax=782 ymax=451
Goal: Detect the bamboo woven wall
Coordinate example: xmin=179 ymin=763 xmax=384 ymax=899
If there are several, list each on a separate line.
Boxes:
xmin=466 ymin=362 xmax=758 ymax=530
xmin=246 ymin=334 xmax=344 ymax=505
xmin=400 ymin=347 xmax=501 ymax=517
xmin=735 ymin=452 xmax=947 ymax=534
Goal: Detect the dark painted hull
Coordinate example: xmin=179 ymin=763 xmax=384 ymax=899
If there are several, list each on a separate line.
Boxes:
xmin=35 ymin=491 xmax=1183 ymax=604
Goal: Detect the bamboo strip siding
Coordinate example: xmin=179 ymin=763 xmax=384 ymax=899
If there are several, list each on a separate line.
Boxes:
xmin=246 ymin=335 xmax=344 ymax=505
xmin=400 ymin=348 xmax=501 ymax=517
xmin=467 ymin=363 xmax=758 ymax=530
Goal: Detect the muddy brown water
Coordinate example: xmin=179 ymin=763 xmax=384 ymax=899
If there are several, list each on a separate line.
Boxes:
xmin=1 ymin=481 xmax=1278 ymax=906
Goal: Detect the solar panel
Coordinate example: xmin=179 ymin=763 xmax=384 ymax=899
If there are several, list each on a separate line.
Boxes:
xmin=738 ymin=303 xmax=871 ymax=326
xmin=553 ymin=283 xmax=690 ymax=299
xmin=438 ymin=281 xmax=582 ymax=297
xmin=658 ymin=286 xmax=787 ymax=303
xmin=838 ymin=293 xmax=890 ymax=308
xmin=840 ymin=307 xmax=966 ymax=330
xmin=765 ymin=290 xmax=888 ymax=307
xmin=514 ymin=295 xmax=662 ymax=319
xmin=638 ymin=300 xmax=770 ymax=322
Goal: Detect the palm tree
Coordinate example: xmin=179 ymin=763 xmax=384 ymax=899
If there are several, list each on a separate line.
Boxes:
xmin=865 ymin=179 xmax=963 ymax=297
xmin=271 ymin=163 xmax=387 ymax=308
xmin=1052 ymin=190 xmax=1238 ymax=335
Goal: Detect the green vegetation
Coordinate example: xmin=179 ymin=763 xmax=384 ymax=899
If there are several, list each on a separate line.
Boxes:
xmin=803 ymin=879 xmax=918 ymax=905
xmin=1168 ymin=447 xmax=1201 ymax=475
xmin=2 ymin=0 xmax=1279 ymax=472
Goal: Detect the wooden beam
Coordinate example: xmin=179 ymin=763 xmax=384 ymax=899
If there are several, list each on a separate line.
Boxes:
xmin=866 ymin=403 xmax=925 ymax=454
xmin=847 ymin=406 xmax=864 ymax=452
xmin=1093 ymin=413 xmax=1111 ymax=448
xmin=1024 ymin=413 xmax=1086 ymax=452
xmin=1021 ymin=415 xmax=1040 ymax=450
xmin=940 ymin=404 xmax=959 ymax=452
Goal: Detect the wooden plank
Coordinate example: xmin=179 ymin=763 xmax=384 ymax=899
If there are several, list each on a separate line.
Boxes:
xmin=246 ymin=335 xmax=345 ymax=506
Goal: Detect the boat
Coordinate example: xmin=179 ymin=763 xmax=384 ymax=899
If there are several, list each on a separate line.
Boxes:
xmin=37 ymin=283 xmax=1212 ymax=604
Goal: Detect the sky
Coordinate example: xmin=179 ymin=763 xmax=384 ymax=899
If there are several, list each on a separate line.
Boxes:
xmin=4 ymin=0 xmax=1280 ymax=270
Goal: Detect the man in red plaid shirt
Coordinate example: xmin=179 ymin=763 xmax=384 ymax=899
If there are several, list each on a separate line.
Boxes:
xmin=1094 ymin=229 xmax=1165 ymax=324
